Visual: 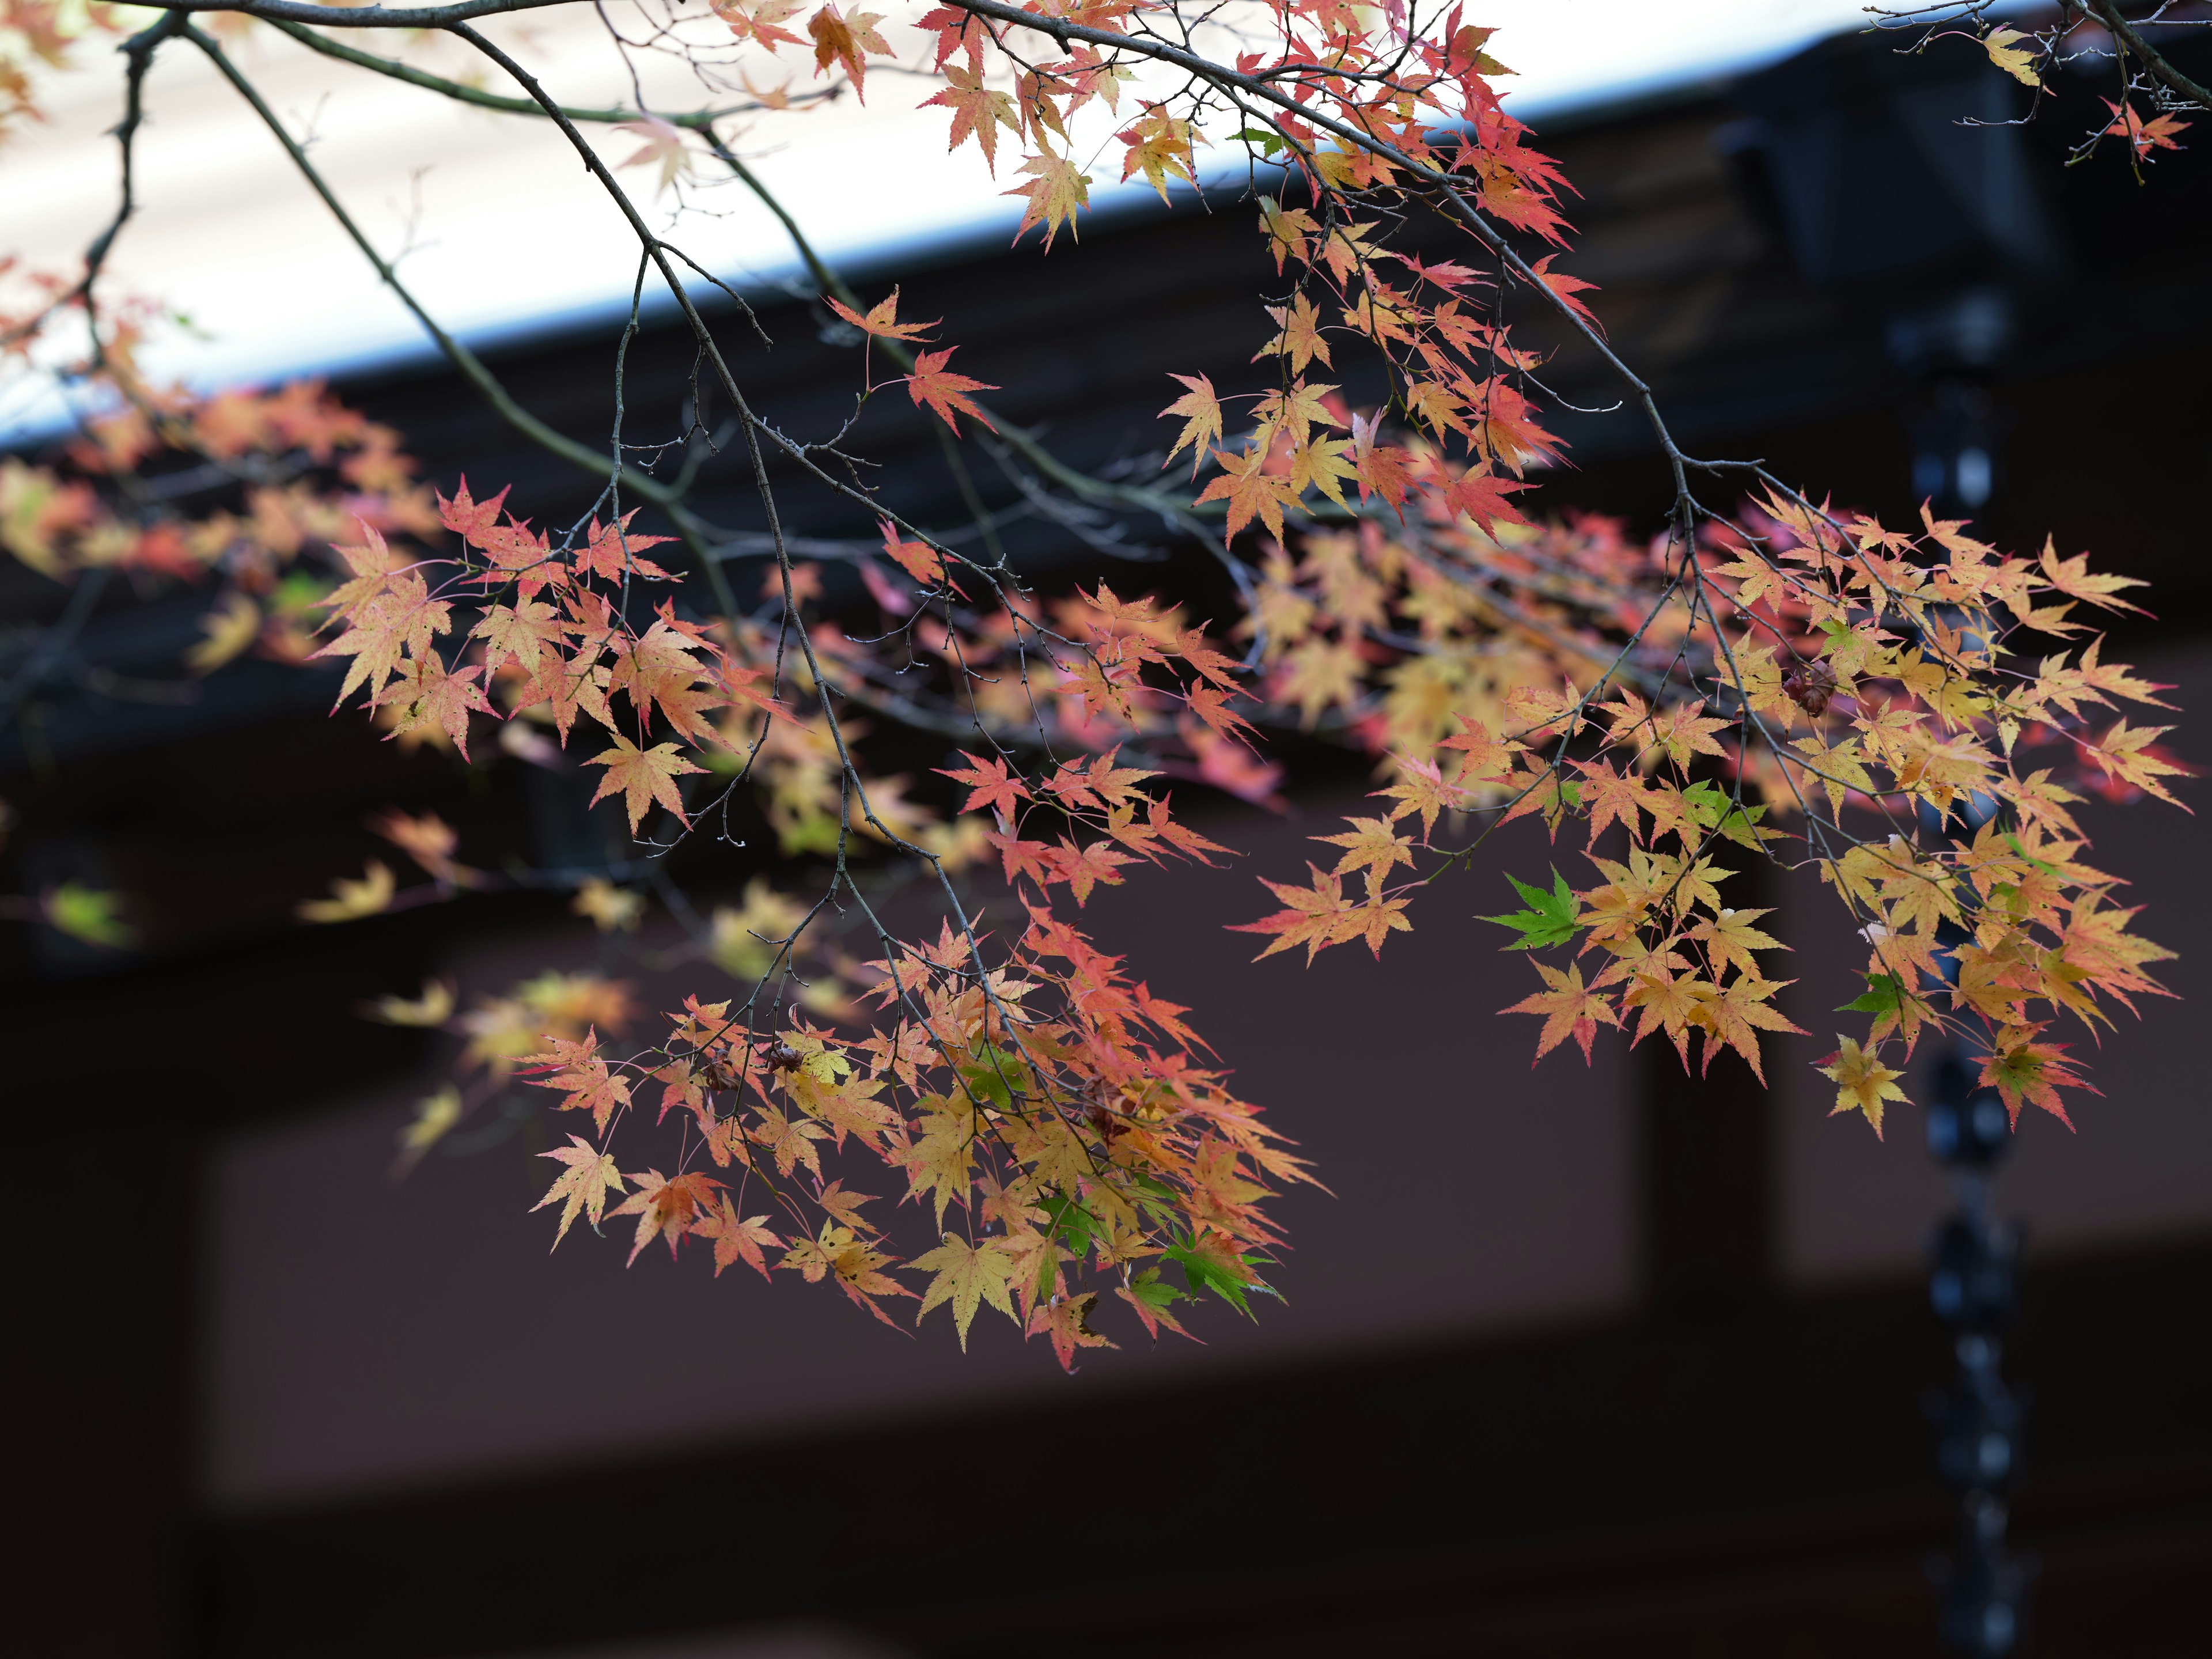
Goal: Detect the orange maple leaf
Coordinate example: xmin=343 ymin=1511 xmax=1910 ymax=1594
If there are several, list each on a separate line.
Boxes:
xmin=1027 ymin=1283 xmax=1117 ymax=1372
xmin=904 ymin=348 xmax=999 ymax=435
xmin=877 ymin=517 xmax=950 ymax=588
xmin=825 ymin=288 xmax=935 ymax=343
xmin=589 ymin=735 xmax=705 ymax=831
xmin=524 ymin=1029 xmax=634 ymax=1133
xmin=1194 ymin=444 xmax=1292 ymax=541
xmin=807 ymin=3 xmax=891 ymax=99
xmin=608 ymin=1168 xmax=724 ymax=1264
xmin=938 ymin=750 xmax=1029 ymax=816
xmin=1502 ymin=960 xmax=1619 ymax=1064
xmin=925 ymin=62 xmax=1016 ymax=174
xmin=373 ymin=653 xmax=495 ymax=759
xmin=711 ymin=0 xmax=805 ymax=51
xmin=1527 ymin=252 xmax=1602 ymax=335
xmin=696 ymin=1192 xmax=781 ymax=1279
xmin=575 ymin=512 xmax=675 ymax=583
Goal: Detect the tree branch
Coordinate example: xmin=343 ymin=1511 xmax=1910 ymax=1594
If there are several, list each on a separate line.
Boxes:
xmin=262 ymin=16 xmax=833 ymax=127
xmin=2083 ymin=0 xmax=2212 ymax=111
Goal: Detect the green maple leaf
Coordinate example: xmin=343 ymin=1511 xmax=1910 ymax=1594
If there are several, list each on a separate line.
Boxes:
xmin=1838 ymin=972 xmax=1904 ymax=1015
xmin=1479 ymin=868 xmax=1581 ymax=950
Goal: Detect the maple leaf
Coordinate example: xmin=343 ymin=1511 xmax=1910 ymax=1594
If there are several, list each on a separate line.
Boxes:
xmin=435 ymin=476 xmax=511 ymax=549
xmin=1257 ymin=290 xmax=1332 ymax=374
xmin=371 ymin=807 xmax=475 ymax=888
xmin=1274 ymin=635 xmax=1363 ymax=726
xmin=38 ymin=881 xmax=133 ymax=948
xmin=608 ymin=1168 xmax=724 ymax=1265
xmin=525 ymin=1029 xmax=634 ymax=1133
xmin=366 ymin=978 xmax=455 ymax=1027
xmin=781 ymin=1222 xmax=913 ymax=1328
xmin=1312 ymin=815 xmax=1415 ymax=887
xmin=374 ymin=653 xmax=495 ymax=759
xmin=1979 ymin=1031 xmax=2096 ymax=1128
xmin=826 ymin=288 xmax=935 ymax=343
xmin=392 ymin=1085 xmax=463 ymax=1179
xmin=904 ymin=348 xmax=999 ymax=436
xmin=607 ymin=609 xmax=726 ymax=742
xmin=575 ymin=512 xmax=675 ymax=583
xmin=1118 ymin=104 xmax=1202 ymax=202
xmin=1230 ymin=863 xmax=1366 ymax=963
xmin=1574 ymin=760 xmax=1654 ymax=844
xmin=938 ymin=750 xmax=1029 ymax=816
xmin=312 ymin=566 xmax=449 ymax=709
xmin=589 ymin=736 xmax=704 ymax=831
xmin=1027 ymin=1285 xmax=1117 ymax=1371
xmin=1116 ymin=1266 xmax=1196 ymax=1342
xmin=815 ymin=1178 xmax=878 ymax=1232
xmin=472 ymin=598 xmax=565 ymax=675
xmin=711 ymin=0 xmax=805 ymax=50
xmin=296 ymin=859 xmax=395 ymax=923
xmin=2084 ymin=718 xmax=2191 ymax=808
xmin=1195 ymin=444 xmax=1293 ymax=542
xmin=1623 ymin=961 xmax=1715 ymax=1066
xmin=1052 ymin=838 xmax=1134 ymax=905
xmin=926 ymin=62 xmax=1017 ymax=174
xmin=187 ymin=590 xmax=260 ymax=675
xmin=1983 ymin=25 xmax=2041 ymax=86
xmin=1318 ymin=219 xmax=1381 ymax=285
xmin=1817 ymin=1037 xmax=1909 ymax=1138
xmin=911 ymin=1232 xmax=1018 ymax=1350
xmin=1374 ymin=756 xmax=1465 ymax=839
xmin=1159 ymin=373 xmax=1222 ymax=479
xmin=1479 ymin=868 xmax=1581 ymax=950
xmin=1351 ymin=418 xmax=1416 ymax=513
xmin=2101 ymin=97 xmax=2190 ymax=158
xmin=1696 ymin=974 xmax=1802 ymax=1082
xmin=614 ymin=116 xmax=692 ymax=195
xmin=806 ymin=3 xmax=891 ymax=99
xmin=877 ymin=517 xmax=950 ymax=589
xmin=1438 ymin=713 xmax=1519 ymax=781
xmin=572 ymin=876 xmax=645 ymax=933
xmin=1527 ymin=251 xmax=1602 ymax=334
xmin=1440 ymin=463 xmax=1529 ymax=535
xmin=1688 ymin=906 xmax=1782 ymax=978
xmin=2039 ymin=537 xmax=2149 ymax=616
xmin=532 ymin=1135 xmax=627 ymax=1249
xmin=696 ymin=1192 xmax=780 ymax=1279
xmin=1502 ymin=960 xmax=1618 ymax=1064
xmin=1005 ymin=143 xmax=1092 ymax=249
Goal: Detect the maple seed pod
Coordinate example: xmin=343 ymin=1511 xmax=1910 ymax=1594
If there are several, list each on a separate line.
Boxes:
xmin=1782 ymin=658 xmax=1839 ymax=717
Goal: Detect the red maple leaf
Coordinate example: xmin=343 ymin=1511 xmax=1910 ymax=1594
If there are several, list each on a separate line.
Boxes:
xmin=905 ymin=349 xmax=999 ymax=435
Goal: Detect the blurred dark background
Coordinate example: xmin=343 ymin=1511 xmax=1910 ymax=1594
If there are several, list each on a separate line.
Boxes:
xmin=6 ymin=24 xmax=2211 ymax=1659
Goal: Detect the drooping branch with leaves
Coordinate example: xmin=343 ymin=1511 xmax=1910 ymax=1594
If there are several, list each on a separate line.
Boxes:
xmin=0 ymin=0 xmax=2189 ymax=1366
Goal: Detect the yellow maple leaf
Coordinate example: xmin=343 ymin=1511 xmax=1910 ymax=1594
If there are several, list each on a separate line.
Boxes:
xmin=1818 ymin=1036 xmax=1909 ymax=1138
xmin=911 ymin=1232 xmax=1018 ymax=1350
xmin=296 ymin=859 xmax=395 ymax=923
xmin=1984 ymin=26 xmax=2040 ymax=88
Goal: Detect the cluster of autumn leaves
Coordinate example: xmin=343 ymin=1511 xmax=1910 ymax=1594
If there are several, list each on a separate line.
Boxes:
xmin=529 ymin=901 xmax=1308 ymax=1362
xmin=317 ymin=467 xmax=1323 ymax=1356
xmin=1226 ymin=488 xmax=2181 ymax=1139
xmin=0 ymin=0 xmax=2192 ymax=1363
